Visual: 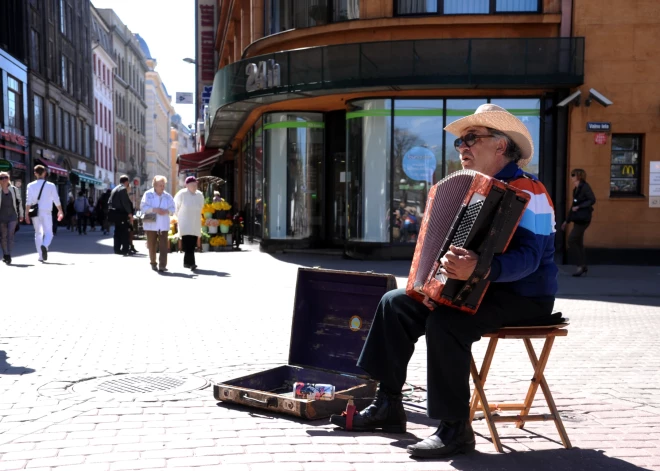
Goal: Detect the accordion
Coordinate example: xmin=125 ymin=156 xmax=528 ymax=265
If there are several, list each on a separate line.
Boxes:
xmin=406 ymin=170 xmax=531 ymax=314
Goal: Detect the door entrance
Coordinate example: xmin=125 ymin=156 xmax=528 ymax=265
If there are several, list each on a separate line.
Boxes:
xmin=324 ymin=111 xmax=347 ymax=245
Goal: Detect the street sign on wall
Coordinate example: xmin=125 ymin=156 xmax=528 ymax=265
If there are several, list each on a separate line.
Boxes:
xmin=587 ymin=122 xmax=611 ymax=132
xmin=594 ymin=133 xmax=608 ymax=145
xmin=651 ymin=161 xmax=660 ymax=208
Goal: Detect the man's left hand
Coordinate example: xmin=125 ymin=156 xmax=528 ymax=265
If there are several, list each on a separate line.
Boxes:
xmin=57 ymin=211 xmax=64 ymax=222
xmin=439 ymin=245 xmax=479 ymax=280
xmin=572 ymin=206 xmax=579 ymax=212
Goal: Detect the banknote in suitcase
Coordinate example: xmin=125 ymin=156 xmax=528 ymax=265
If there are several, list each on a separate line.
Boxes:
xmin=214 ymin=267 xmax=398 ymax=420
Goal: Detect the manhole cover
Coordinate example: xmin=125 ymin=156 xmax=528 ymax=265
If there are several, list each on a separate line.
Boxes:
xmin=72 ymin=373 xmax=208 ymax=397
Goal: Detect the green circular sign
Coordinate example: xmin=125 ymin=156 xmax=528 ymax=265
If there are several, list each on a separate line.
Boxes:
xmin=0 ymin=159 xmax=12 ymax=172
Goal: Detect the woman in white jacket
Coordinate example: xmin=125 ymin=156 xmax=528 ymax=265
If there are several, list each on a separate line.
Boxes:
xmin=0 ymin=171 xmax=24 ymax=265
xmin=174 ymin=176 xmax=204 ymax=270
xmin=140 ymin=175 xmax=176 ymax=272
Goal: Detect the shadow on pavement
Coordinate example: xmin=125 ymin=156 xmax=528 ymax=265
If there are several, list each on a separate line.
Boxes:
xmin=158 ymin=271 xmax=195 ymax=279
xmin=4 ymin=263 xmax=34 ymax=268
xmin=449 ymin=448 xmax=649 ymax=471
xmin=192 ymin=269 xmax=230 ymax=277
xmin=267 ymin=253 xmax=660 ymax=307
xmin=0 ymin=351 xmax=35 ymax=375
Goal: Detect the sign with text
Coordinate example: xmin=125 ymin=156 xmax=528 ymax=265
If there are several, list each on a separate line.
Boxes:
xmin=0 ymin=159 xmax=12 ymax=171
xmin=201 ymin=85 xmax=213 ymax=105
xmin=246 ymin=60 xmax=281 ymax=92
xmin=196 ymin=0 xmax=216 ymax=123
xmin=651 ymin=162 xmax=660 ymax=205
xmin=594 ymin=132 xmax=608 ymax=145
xmin=586 ymin=122 xmax=611 ymax=132
xmin=176 ymin=92 xmax=194 ymax=104
xmin=403 ymin=146 xmax=437 ymax=182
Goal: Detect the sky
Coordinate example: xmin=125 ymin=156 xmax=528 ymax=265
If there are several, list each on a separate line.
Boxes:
xmin=92 ymin=0 xmax=197 ymax=127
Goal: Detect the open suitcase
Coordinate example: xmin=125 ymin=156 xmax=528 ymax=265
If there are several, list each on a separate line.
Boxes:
xmin=214 ymin=267 xmax=398 ymax=420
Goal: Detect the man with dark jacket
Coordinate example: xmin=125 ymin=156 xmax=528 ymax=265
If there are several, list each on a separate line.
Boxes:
xmin=97 ymin=189 xmax=111 ymax=235
xmin=109 ymin=175 xmax=133 ymax=255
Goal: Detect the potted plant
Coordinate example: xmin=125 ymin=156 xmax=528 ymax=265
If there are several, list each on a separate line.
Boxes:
xmin=201 ymin=232 xmax=210 ymax=252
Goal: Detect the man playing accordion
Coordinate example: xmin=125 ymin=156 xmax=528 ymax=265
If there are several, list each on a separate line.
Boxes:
xmin=330 ymin=104 xmax=559 ymax=459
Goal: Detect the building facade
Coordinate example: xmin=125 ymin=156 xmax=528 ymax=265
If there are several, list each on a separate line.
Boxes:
xmin=91 ymin=5 xmax=116 ymax=200
xmin=171 ymin=114 xmax=195 ymax=194
xmin=203 ymin=0 xmax=585 ymax=259
xmin=137 ymin=35 xmax=175 ymax=194
xmin=0 ymin=0 xmax=29 ymax=199
xmin=26 ymin=0 xmax=96 ymax=204
xmin=98 ymin=8 xmax=147 ymax=206
xmin=565 ymin=0 xmax=660 ymax=264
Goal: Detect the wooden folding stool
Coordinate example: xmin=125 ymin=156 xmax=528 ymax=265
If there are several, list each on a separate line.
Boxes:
xmin=469 ymin=322 xmax=572 ymax=452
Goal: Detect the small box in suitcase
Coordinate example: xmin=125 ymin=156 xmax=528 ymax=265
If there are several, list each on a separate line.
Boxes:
xmin=214 ymin=267 xmax=398 ymax=420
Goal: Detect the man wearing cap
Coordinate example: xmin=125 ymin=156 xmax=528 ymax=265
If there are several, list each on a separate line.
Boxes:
xmin=174 ymin=176 xmax=204 ymax=270
xmin=330 ymin=104 xmax=558 ymax=459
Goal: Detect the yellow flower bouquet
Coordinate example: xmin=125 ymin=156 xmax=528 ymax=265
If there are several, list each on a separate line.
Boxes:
xmin=209 ymin=235 xmax=227 ymax=247
xmin=212 ymin=200 xmax=232 ymax=211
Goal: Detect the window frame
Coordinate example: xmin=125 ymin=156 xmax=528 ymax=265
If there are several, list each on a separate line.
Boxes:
xmin=609 ymin=133 xmax=643 ymax=198
xmin=33 ymin=94 xmax=44 ymax=139
xmin=394 ymin=0 xmax=541 ymax=17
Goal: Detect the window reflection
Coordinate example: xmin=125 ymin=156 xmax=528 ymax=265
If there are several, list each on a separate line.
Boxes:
xmin=347 ymin=99 xmax=391 ymax=242
xmin=444 ymin=99 xmax=483 ymax=176
xmin=489 ymin=98 xmax=541 ymax=175
xmin=264 ymin=112 xmax=324 ymax=240
xmin=392 ymin=100 xmax=443 ymax=243
xmin=265 ymin=0 xmax=359 ymax=35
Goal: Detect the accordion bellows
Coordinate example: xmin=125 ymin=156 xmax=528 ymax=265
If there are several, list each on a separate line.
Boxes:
xmin=406 ymin=170 xmax=531 ymax=314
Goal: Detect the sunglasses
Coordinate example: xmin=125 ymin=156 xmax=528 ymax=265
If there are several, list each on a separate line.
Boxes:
xmin=571 ymin=173 xmax=576 ymax=177
xmin=0 ymin=176 xmax=8 ymax=180
xmin=454 ymin=133 xmax=494 ymax=152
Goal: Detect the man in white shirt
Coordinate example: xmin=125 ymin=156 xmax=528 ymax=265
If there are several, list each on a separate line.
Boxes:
xmin=25 ymin=165 xmax=64 ymax=262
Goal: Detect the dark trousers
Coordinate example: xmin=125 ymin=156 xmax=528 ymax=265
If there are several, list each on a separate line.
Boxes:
xmin=357 ymin=287 xmax=554 ymax=420
xmin=77 ymin=212 xmax=87 ymax=234
xmin=113 ymin=218 xmax=130 ymax=254
xmin=181 ymin=235 xmax=197 ymax=267
xmin=568 ymin=222 xmax=589 ymax=267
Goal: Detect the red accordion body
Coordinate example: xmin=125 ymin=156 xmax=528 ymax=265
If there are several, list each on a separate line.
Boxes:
xmin=406 ymin=170 xmax=531 ymax=314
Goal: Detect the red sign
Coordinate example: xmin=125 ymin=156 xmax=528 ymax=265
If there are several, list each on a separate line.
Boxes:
xmin=594 ymin=133 xmax=608 ymax=145
xmin=0 ymin=129 xmax=27 ymax=147
xmin=133 ymin=178 xmax=140 ymax=187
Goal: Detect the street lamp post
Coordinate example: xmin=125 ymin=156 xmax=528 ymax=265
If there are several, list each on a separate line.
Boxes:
xmin=182 ymin=58 xmax=198 ymax=151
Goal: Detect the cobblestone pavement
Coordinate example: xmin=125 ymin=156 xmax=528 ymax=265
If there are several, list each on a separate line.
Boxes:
xmin=1 ymin=229 xmax=659 ymax=470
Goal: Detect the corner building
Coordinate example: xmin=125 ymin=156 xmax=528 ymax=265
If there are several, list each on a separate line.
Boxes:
xmin=204 ymin=0 xmax=585 ymax=259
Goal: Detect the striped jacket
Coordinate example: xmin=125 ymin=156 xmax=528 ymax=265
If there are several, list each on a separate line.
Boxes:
xmin=485 ymin=161 xmax=558 ymax=300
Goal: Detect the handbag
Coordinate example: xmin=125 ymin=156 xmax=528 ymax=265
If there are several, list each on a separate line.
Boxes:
xmin=28 ymin=181 xmax=47 ymax=218
xmin=142 ymin=193 xmax=162 ymax=222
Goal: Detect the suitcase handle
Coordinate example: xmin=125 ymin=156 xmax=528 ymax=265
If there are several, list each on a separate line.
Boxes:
xmin=239 ymin=392 xmax=278 ymax=408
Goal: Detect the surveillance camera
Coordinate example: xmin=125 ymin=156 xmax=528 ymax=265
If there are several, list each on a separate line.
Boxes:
xmin=588 ymin=88 xmax=613 ymax=107
xmin=557 ymin=90 xmax=581 ymax=108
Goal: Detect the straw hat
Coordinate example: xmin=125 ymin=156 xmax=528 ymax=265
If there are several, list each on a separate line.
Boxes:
xmin=444 ymin=104 xmax=534 ymax=168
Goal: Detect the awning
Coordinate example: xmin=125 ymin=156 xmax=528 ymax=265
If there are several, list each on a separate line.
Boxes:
xmin=177 ymin=150 xmax=222 ymax=173
xmin=37 ymin=159 xmax=68 ymax=177
xmin=71 ymin=170 xmax=103 ymax=185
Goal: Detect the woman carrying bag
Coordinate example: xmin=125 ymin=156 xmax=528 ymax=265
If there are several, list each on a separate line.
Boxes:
xmin=0 ymin=172 xmax=24 ymax=265
xmin=561 ymin=168 xmax=596 ymax=277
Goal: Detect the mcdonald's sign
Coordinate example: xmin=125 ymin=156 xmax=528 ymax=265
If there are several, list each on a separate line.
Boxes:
xmin=621 ymin=165 xmax=635 ymax=177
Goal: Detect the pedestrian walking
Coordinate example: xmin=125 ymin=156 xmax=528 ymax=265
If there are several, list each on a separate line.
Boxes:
xmin=25 ymin=165 xmax=64 ymax=262
xmin=140 ymin=175 xmax=175 ymax=272
xmin=74 ymin=191 xmax=90 ymax=235
xmin=108 ymin=175 xmax=133 ymax=256
xmin=97 ymin=189 xmax=111 ymax=235
xmin=174 ymin=176 xmax=204 ymax=270
xmin=88 ymin=196 xmax=96 ymax=232
xmin=0 ymin=171 xmax=24 ymax=265
xmin=66 ymin=197 xmax=75 ymax=231
xmin=561 ymin=168 xmax=596 ymax=277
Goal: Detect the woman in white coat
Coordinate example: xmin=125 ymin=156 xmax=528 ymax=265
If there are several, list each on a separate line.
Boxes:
xmin=140 ymin=175 xmax=176 ymax=272
xmin=174 ymin=176 xmax=204 ymax=270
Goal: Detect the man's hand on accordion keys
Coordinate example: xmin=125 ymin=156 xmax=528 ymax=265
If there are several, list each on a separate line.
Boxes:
xmin=439 ymin=245 xmax=479 ymax=281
